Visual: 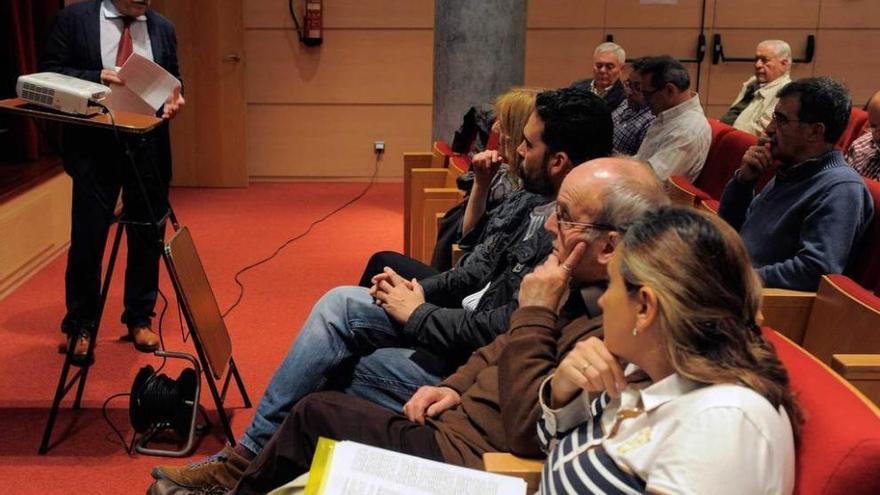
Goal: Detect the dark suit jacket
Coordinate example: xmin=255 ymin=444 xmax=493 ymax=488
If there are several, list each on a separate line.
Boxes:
xmin=569 ymin=78 xmax=626 ymax=112
xmin=38 ymin=0 xmax=180 ymax=176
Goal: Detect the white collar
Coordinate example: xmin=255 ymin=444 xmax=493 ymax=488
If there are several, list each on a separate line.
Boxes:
xmin=656 ymin=93 xmax=702 ymax=123
xmin=620 ymin=364 xmax=702 ymax=412
xmin=102 ymin=0 xmax=148 ymax=22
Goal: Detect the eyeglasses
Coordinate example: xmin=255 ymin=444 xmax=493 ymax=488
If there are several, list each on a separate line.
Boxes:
xmin=771 ymin=111 xmax=807 ymax=127
xmin=555 ymin=208 xmax=616 ymax=232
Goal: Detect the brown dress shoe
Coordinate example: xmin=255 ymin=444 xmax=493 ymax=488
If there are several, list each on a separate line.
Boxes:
xmin=63 ymin=330 xmax=94 ymax=366
xmin=130 ymin=325 xmax=159 ymax=352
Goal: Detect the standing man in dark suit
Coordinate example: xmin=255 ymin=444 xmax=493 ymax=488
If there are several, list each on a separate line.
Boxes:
xmin=570 ymin=42 xmax=627 ymax=112
xmin=39 ymin=0 xmax=184 ymax=362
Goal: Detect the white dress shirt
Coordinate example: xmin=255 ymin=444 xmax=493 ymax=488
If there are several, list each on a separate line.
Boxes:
xmin=634 ymin=94 xmax=711 ymax=182
xmin=100 ymin=0 xmax=154 ymax=70
xmin=538 ymin=367 xmax=795 ymax=495
xmin=732 ymin=74 xmax=792 ymax=136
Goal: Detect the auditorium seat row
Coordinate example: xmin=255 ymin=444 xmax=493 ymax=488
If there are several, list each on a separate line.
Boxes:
xmin=665 ymin=115 xmax=880 ymax=406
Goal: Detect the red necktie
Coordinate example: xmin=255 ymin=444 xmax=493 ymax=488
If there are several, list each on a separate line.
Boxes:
xmin=115 ymin=17 xmax=134 ymax=67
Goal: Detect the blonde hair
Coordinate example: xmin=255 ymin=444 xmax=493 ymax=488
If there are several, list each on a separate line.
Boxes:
xmin=494 ymin=87 xmax=541 ymax=169
xmin=618 ymin=207 xmax=803 ymax=442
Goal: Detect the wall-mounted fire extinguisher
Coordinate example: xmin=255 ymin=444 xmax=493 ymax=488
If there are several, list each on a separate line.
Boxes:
xmin=288 ymin=0 xmax=323 ymax=47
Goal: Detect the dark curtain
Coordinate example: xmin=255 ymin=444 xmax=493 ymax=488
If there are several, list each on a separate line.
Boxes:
xmin=0 ymin=0 xmax=64 ymax=163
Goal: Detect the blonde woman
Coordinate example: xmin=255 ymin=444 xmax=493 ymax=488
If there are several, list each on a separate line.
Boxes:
xmin=539 ymin=207 xmax=800 ymax=494
xmin=358 ymin=87 xmax=543 ymax=285
xmin=461 ymin=87 xmax=540 ymax=237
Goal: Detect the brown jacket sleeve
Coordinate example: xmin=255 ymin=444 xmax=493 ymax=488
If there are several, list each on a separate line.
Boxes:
xmin=497 ymin=306 xmax=561 ymax=458
xmin=440 ymin=332 xmax=511 ymax=395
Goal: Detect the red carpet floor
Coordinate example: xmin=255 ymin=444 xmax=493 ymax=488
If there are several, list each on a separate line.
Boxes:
xmin=0 ymin=182 xmax=403 ymax=494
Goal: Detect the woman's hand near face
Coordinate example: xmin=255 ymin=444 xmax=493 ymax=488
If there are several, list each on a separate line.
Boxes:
xmin=470 ymin=150 xmax=504 ymax=187
xmin=551 ymin=337 xmax=626 ymax=408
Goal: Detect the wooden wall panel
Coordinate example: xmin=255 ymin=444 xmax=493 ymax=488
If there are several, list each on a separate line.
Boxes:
xmin=606 ymin=0 xmax=705 ymax=28
xmin=814 ymin=30 xmax=880 ymax=105
xmin=525 ymin=29 xmax=604 ymax=89
xmin=713 ymin=0 xmax=820 ymax=29
xmin=819 ymin=0 xmax=880 ymax=29
xmin=246 ymin=30 xmax=432 ymax=104
xmin=247 ymin=105 xmax=432 ymax=179
xmin=526 ymin=0 xmax=605 ymax=28
xmin=245 ymin=0 xmax=433 ymax=29
xmin=705 ymin=30 xmax=815 ymax=106
xmin=0 ymin=173 xmax=71 ymax=298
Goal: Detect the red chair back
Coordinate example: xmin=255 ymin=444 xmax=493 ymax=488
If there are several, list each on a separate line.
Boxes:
xmin=836 ymin=108 xmax=869 ymax=152
xmin=848 ymin=177 xmax=880 ymax=293
xmin=763 ymin=328 xmax=880 ymax=495
xmin=697 ymin=124 xmax=758 ymax=199
xmin=485 ymin=130 xmax=500 ymax=152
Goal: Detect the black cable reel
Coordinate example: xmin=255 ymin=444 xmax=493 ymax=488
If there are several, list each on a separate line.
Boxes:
xmin=129 ymin=350 xmax=206 ymax=457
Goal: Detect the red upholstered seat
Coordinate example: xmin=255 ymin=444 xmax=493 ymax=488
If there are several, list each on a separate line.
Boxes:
xmin=668 ymin=120 xmax=758 ymax=203
xmin=448 ymin=154 xmax=470 ymax=174
xmin=836 ymin=108 xmax=869 ymax=152
xmin=485 ymin=130 xmax=500 ymax=152
xmin=763 ymin=328 xmax=880 ymax=495
xmin=848 ymin=177 xmax=880 ymax=293
xmin=697 ymin=125 xmax=758 ymax=199
xmin=434 ymin=139 xmax=455 ymax=159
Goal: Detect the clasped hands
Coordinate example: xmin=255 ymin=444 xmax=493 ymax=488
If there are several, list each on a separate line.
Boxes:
xmin=369 ymin=267 xmax=424 ymax=324
xmin=100 ymin=69 xmax=185 ymax=119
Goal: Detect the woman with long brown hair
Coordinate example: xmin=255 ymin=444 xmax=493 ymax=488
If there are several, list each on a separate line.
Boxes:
xmin=539 ymin=207 xmax=800 ymax=494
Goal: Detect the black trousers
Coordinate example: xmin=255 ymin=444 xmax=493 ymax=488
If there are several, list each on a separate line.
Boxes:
xmin=232 ymin=391 xmax=445 ymax=494
xmin=358 ymin=251 xmax=441 ymax=288
xmin=61 ymin=128 xmax=170 ymax=336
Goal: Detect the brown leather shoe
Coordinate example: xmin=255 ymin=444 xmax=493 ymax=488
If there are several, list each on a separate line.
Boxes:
xmin=64 ymin=330 xmax=94 ymax=366
xmin=130 ymin=325 xmax=159 ymax=353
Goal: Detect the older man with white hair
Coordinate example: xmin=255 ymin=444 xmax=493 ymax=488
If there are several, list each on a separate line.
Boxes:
xmin=720 ymin=39 xmax=792 ymax=136
xmin=571 ymin=42 xmax=627 ymax=111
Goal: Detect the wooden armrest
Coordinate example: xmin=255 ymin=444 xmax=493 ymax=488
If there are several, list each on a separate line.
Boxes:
xmin=415 ymin=188 xmax=463 ymax=263
xmin=483 ymin=453 xmax=543 ymax=492
xmin=403 ymin=152 xmax=434 ymax=169
xmin=831 ymin=354 xmax=880 ymax=405
xmin=802 ymin=275 xmax=880 ymax=366
xmin=760 ymin=288 xmax=815 ymax=345
xmin=405 ymin=168 xmax=453 ymax=256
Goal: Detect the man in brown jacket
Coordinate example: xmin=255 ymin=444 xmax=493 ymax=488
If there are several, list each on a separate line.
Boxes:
xmin=226 ymin=157 xmax=668 ymax=494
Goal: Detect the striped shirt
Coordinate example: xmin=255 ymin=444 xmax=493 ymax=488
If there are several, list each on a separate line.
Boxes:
xmin=846 ymin=131 xmax=880 ymax=180
xmin=537 ymin=368 xmax=795 ymax=494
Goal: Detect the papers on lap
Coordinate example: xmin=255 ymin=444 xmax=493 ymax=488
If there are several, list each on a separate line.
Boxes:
xmin=106 ymin=53 xmax=180 ymax=116
xmin=270 ymin=438 xmax=527 ymax=495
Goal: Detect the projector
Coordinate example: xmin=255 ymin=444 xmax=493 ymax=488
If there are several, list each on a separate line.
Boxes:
xmin=16 ymin=72 xmax=111 ymax=116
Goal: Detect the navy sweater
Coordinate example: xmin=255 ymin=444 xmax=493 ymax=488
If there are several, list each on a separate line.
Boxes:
xmin=719 ymin=150 xmax=874 ymax=291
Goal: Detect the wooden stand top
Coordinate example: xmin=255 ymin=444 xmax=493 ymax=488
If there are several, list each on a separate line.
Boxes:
xmin=0 ymin=98 xmax=162 ymax=134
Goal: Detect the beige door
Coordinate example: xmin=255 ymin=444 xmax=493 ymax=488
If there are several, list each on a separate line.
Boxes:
xmin=153 ymin=0 xmax=247 ymax=187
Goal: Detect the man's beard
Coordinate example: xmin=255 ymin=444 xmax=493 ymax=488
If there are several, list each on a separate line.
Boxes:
xmin=519 ymin=155 xmax=554 ymax=196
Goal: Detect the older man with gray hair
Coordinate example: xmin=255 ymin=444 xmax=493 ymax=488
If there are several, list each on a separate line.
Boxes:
xmin=571 ymin=42 xmax=627 ymax=111
xmin=720 ymin=39 xmax=792 ymax=136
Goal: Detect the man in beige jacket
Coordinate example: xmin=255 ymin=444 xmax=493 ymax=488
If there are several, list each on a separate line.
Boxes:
xmin=720 ymin=39 xmax=792 ymax=136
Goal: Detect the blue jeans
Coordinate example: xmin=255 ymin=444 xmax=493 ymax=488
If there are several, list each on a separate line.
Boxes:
xmin=239 ymin=286 xmax=442 ymax=455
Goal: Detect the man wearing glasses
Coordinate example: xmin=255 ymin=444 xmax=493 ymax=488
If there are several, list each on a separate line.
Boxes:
xmin=632 ymin=56 xmax=711 ymax=182
xmin=150 ymin=87 xmax=614 ymax=493
xmin=611 ymin=58 xmax=656 ymax=156
xmin=718 ymin=77 xmax=873 ymax=291
xmin=719 ymin=40 xmax=793 ymax=136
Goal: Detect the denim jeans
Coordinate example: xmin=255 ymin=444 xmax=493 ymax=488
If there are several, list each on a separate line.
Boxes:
xmin=239 ymin=286 xmax=442 ymax=455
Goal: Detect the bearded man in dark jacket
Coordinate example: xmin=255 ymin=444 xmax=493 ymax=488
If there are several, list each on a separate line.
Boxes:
xmin=150 ymin=87 xmax=613 ymax=492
